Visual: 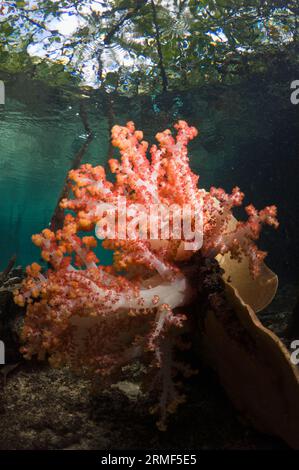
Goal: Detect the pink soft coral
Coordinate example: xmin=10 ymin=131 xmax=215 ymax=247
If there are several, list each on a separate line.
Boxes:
xmin=14 ymin=121 xmax=278 ymax=429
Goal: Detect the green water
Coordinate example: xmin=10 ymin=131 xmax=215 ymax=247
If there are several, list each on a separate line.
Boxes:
xmin=0 ymin=74 xmax=298 ymax=282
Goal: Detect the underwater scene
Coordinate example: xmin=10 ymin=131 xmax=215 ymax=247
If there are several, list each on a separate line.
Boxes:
xmin=1 ymin=0 xmax=299 ymax=458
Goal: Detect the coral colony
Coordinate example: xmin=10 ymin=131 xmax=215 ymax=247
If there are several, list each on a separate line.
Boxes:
xmin=14 ymin=121 xmax=278 ymax=429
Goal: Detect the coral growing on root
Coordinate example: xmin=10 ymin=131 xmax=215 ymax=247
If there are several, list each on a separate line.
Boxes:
xmin=14 ymin=121 xmax=278 ymax=429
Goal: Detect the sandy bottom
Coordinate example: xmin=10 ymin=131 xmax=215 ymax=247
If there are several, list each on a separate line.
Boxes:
xmin=0 ymin=362 xmax=287 ymax=450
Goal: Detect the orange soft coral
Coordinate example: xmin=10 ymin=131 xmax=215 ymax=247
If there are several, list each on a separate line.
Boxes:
xmin=14 ymin=120 xmax=278 ymax=429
